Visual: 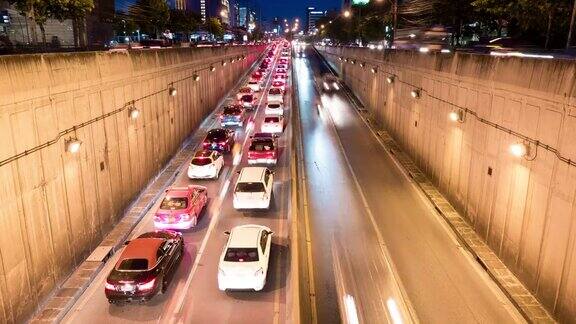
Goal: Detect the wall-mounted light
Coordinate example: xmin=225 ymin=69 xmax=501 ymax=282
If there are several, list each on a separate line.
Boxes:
xmin=386 ymin=75 xmax=395 ymax=84
xmin=65 ymin=137 xmax=82 ymax=153
xmin=230 ymin=58 xmax=235 ymax=63
xmin=350 ymin=59 xmax=355 ymax=64
xmin=193 ymin=73 xmax=200 ymax=81
xmin=242 ymin=54 xmax=246 ymax=60
xmin=129 ymin=106 xmax=140 ymax=119
xmin=510 ymin=142 xmax=529 ymax=158
xmin=210 ymin=65 xmax=216 ymax=72
xmin=371 ymin=67 xmax=378 ymax=74
xmin=411 ymin=89 xmax=421 ymax=99
xmin=169 ymin=85 xmax=177 ymax=96
xmin=338 ymin=57 xmax=343 ymax=61
xmin=344 ymin=58 xmax=348 ymax=62
xmin=222 ymin=60 xmax=227 ymax=66
xmin=448 ymin=109 xmax=464 ymax=123
xmin=359 ymin=62 xmax=365 ymax=68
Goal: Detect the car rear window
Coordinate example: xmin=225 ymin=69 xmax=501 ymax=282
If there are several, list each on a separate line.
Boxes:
xmin=236 ymin=182 xmax=265 ymax=193
xmin=250 ymin=140 xmax=275 ymax=151
xmin=241 ymin=95 xmax=253 ymax=101
xmin=268 ymin=103 xmax=280 ymax=108
xmin=269 ymin=88 xmax=281 ymax=95
xmin=224 ymin=248 xmax=259 ymax=262
xmin=118 ymin=258 xmax=148 ymax=271
xmin=265 ymin=117 xmax=279 ymax=123
xmin=192 ymin=157 xmax=212 ymax=166
xmin=160 ymin=197 xmax=188 ymax=210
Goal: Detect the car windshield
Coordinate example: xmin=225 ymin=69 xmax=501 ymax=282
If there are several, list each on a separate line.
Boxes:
xmin=117 ymin=258 xmax=149 ymax=271
xmin=268 ymin=103 xmax=280 ymax=108
xmin=248 ymin=81 xmax=258 ymax=85
xmin=160 ymin=197 xmax=188 ymax=210
xmin=250 ymin=140 xmax=275 ymax=151
xmin=269 ymin=88 xmax=281 ymax=95
xmin=223 ymin=107 xmax=242 ymax=115
xmin=236 ymin=182 xmax=265 ymax=193
xmin=224 ymin=248 xmax=259 ymax=262
xmin=265 ymin=117 xmax=279 ymax=123
xmin=192 ymin=157 xmax=212 ymax=166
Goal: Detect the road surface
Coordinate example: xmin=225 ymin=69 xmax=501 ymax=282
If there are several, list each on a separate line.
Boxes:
xmin=62 ymin=45 xmax=291 ymax=324
xmin=294 ymin=45 xmax=526 ymax=323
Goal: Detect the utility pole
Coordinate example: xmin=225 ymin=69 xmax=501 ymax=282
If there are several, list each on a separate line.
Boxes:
xmin=568 ymin=0 xmax=576 ymax=48
xmin=392 ymin=0 xmax=398 ymax=46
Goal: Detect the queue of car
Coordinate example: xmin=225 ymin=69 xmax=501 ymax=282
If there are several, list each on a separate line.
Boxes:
xmin=104 ymin=40 xmax=291 ymax=303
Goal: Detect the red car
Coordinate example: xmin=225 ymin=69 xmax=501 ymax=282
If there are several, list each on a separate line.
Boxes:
xmin=251 ymin=72 xmax=263 ymax=80
xmin=248 ymin=133 xmax=278 ymax=165
xmin=154 ymin=186 xmax=208 ymax=230
xmin=105 ymin=230 xmax=183 ymax=303
xmin=272 ymin=81 xmax=286 ymax=92
xmin=203 ymin=128 xmax=235 ymax=152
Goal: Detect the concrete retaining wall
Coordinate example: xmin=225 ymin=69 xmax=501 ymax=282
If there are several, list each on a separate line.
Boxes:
xmin=317 ymin=46 xmax=576 ymax=322
xmin=0 ymin=45 xmax=264 ymax=323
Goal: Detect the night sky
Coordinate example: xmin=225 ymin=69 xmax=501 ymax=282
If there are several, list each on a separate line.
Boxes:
xmin=259 ymin=0 xmax=342 ymax=22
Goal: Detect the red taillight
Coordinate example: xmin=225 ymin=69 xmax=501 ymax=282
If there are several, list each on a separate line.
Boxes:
xmin=137 ymin=278 xmax=156 ymax=291
xmin=105 ymin=281 xmax=116 ymax=290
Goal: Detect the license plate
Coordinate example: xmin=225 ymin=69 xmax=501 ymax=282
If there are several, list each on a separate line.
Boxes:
xmin=121 ymin=284 xmax=134 ymax=292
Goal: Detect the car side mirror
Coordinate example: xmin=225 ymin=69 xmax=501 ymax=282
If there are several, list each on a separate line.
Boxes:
xmin=224 ymin=231 xmax=230 ymax=235
xmin=236 ymin=170 xmax=241 ymax=174
xmin=124 ymin=240 xmax=131 ymax=245
xmin=274 ymin=135 xmax=279 ymax=138
xmin=267 ymin=231 xmax=274 ymax=236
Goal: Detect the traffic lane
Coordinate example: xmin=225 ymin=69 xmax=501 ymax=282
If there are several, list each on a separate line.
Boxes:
xmin=177 ymin=93 xmax=291 ymax=323
xmin=310 ymin=57 xmax=523 ymax=321
xmin=293 ymin=56 xmax=342 ymax=324
xmin=297 ymin=52 xmax=413 ymax=324
xmin=62 ymin=51 xmax=272 ymax=323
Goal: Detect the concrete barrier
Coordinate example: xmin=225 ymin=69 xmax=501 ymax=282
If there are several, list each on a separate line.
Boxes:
xmin=0 ymin=45 xmax=264 ymax=323
xmin=317 ymin=46 xmax=576 ymax=322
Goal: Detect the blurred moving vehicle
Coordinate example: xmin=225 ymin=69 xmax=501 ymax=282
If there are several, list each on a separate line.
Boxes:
xmin=203 ymin=128 xmax=235 ymax=152
xmin=247 ymin=79 xmax=262 ymax=92
xmin=233 ymin=167 xmax=274 ymax=209
xmin=188 ymin=150 xmax=224 ymax=179
xmin=236 ymin=87 xmax=254 ymax=100
xmin=261 ymin=116 xmax=284 ymax=134
xmin=248 ymin=133 xmax=278 ymax=165
xmin=220 ymin=104 xmax=246 ymax=127
xmin=393 ymin=26 xmax=451 ymax=53
xmin=320 ymin=74 xmax=340 ymax=92
xmin=105 ymin=230 xmax=184 ymax=303
xmin=154 ymin=186 xmax=208 ymax=229
xmin=218 ymin=225 xmax=273 ymax=291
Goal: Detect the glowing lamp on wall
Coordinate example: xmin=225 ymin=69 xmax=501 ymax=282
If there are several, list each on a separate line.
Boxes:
xmin=448 ymin=110 xmax=464 ymax=123
xmin=169 ymin=86 xmax=177 ymax=96
xmin=222 ymin=60 xmax=227 ymax=66
xmin=411 ymin=89 xmax=421 ymax=99
xmin=65 ymin=138 xmax=82 ymax=153
xmin=510 ymin=143 xmax=528 ymax=158
xmin=193 ymin=73 xmax=200 ymax=81
xmin=386 ymin=75 xmax=394 ymax=84
xmin=210 ymin=66 xmax=216 ymax=72
xmin=129 ymin=106 xmax=140 ymax=119
xmin=371 ymin=67 xmax=378 ymax=74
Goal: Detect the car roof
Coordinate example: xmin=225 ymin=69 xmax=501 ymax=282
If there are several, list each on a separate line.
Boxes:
xmin=116 ymin=237 xmax=164 ymax=270
xmin=228 ymin=225 xmax=270 ymax=248
xmin=238 ymin=167 xmax=267 ymax=182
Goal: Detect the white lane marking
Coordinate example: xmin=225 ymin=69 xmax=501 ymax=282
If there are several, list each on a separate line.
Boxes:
xmin=387 ymin=298 xmax=404 ymax=324
xmin=219 ymin=179 xmax=231 ymax=199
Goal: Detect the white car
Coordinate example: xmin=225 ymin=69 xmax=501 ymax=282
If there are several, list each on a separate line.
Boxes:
xmin=218 ymin=225 xmax=273 ymax=291
xmin=233 ymin=167 xmax=274 ymax=209
xmin=261 ymin=116 xmax=284 ymax=133
xmin=247 ymin=79 xmax=261 ymax=92
xmin=188 ymin=150 xmax=224 ymax=179
xmin=267 ymin=88 xmax=283 ymax=103
xmin=265 ymin=101 xmax=284 ymax=116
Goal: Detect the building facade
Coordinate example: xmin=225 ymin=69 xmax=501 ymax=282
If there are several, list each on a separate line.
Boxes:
xmin=306 ymin=7 xmax=326 ymax=34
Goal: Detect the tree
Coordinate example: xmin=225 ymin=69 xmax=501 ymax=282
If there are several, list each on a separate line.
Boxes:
xmin=168 ymin=9 xmax=200 ymax=39
xmin=112 ymin=11 xmax=138 ymax=35
xmin=204 ymin=17 xmax=224 ymax=39
xmin=129 ymin=0 xmax=170 ymax=38
xmin=9 ymin=0 xmax=54 ymax=44
xmin=65 ymin=0 xmax=95 ymax=47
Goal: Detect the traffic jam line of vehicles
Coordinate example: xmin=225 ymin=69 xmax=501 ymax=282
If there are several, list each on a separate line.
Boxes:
xmin=103 ymin=41 xmax=292 ymax=304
